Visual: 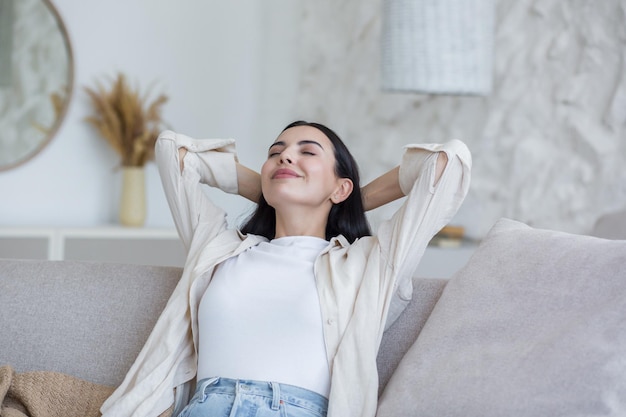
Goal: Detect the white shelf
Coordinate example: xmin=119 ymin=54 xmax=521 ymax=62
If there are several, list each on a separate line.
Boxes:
xmin=1 ymin=227 xmax=477 ymax=276
xmin=0 ymin=227 xmax=185 ymax=267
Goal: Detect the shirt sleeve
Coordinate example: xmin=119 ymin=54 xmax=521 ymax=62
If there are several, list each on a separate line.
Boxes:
xmin=155 ymin=130 xmax=239 ymax=252
xmin=378 ymin=139 xmax=472 ymax=328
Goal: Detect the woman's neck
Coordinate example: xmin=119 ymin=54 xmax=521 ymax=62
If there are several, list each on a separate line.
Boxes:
xmin=274 ymin=207 xmax=329 ymax=239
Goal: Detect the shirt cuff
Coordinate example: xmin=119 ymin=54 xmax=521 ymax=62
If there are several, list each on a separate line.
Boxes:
xmin=158 ymin=130 xmax=239 ymax=194
xmin=398 ymin=139 xmax=471 ymax=195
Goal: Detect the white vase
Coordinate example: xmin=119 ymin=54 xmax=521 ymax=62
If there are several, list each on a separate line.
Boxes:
xmin=119 ymin=166 xmax=146 ymax=227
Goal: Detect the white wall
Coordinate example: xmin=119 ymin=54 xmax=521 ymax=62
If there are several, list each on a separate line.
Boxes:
xmin=0 ymin=0 xmax=300 ymax=228
xmin=4 ymin=1 xmax=625 ymax=237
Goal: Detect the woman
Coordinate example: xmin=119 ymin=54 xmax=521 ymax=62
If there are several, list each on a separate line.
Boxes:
xmin=101 ymin=121 xmax=471 ymax=417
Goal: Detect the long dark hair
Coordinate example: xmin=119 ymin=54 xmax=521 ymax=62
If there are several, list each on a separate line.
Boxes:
xmin=240 ymin=121 xmax=371 ymax=243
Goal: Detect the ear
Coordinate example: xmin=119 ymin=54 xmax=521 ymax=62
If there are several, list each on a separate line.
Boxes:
xmin=331 ymin=178 xmax=354 ymax=204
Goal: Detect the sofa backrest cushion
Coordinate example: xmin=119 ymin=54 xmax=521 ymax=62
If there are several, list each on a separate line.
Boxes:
xmin=0 ymin=259 xmax=182 ymax=386
xmin=0 ymin=258 xmax=446 ymax=392
xmin=378 ymin=218 xmax=626 ymax=416
xmin=592 ymin=207 xmax=626 ymax=239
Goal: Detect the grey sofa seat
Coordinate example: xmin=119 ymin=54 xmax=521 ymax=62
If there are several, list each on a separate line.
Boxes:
xmin=0 ymin=258 xmax=444 ymax=394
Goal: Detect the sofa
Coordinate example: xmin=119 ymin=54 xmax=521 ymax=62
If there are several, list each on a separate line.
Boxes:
xmin=1 ymin=218 xmax=625 ymax=416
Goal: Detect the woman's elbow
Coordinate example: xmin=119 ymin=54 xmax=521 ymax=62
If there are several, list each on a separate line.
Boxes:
xmin=433 ymin=139 xmax=472 ymax=186
xmin=154 ymin=131 xmax=185 ymax=174
xmin=433 ymin=151 xmax=448 ymax=186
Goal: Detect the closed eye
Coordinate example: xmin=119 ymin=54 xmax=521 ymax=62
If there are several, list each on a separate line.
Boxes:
xmin=268 ymin=142 xmax=284 ymax=158
xmin=267 ymin=139 xmax=322 ymax=158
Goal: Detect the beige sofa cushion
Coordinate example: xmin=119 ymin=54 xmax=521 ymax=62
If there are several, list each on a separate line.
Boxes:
xmin=377 ymin=218 xmax=626 ymax=416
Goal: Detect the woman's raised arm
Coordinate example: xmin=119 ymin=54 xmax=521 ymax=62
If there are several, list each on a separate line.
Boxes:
xmin=179 ymin=147 xmax=261 ymax=203
xmin=156 ymin=131 xmax=240 ymax=251
xmin=236 ymin=163 xmax=262 ymax=203
xmin=361 ymin=166 xmax=403 ymax=212
xmin=361 ymin=153 xmax=448 ymax=212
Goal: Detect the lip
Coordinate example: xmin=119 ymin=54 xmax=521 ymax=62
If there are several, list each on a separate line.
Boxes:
xmin=272 ymin=168 xmax=301 ymax=179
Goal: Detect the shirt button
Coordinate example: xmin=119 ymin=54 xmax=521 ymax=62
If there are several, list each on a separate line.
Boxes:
xmin=327 ymin=318 xmax=334 ymax=325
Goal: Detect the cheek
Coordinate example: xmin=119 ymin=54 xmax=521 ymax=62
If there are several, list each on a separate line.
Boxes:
xmin=308 ymin=161 xmax=338 ymax=187
xmin=261 ymin=159 xmax=279 ymax=180
xmin=260 ymin=162 xmax=272 ymax=190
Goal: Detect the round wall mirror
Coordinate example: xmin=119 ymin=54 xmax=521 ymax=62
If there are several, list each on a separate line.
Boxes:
xmin=0 ymin=0 xmax=74 ymax=171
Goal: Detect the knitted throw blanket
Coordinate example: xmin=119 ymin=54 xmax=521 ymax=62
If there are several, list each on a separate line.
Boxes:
xmin=0 ymin=366 xmax=172 ymax=417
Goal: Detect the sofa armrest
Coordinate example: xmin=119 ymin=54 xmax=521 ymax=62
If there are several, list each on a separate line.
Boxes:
xmin=377 ymin=276 xmax=447 ymax=394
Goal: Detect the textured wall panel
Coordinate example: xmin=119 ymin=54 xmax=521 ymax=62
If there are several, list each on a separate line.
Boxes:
xmin=295 ymin=0 xmax=626 ymax=237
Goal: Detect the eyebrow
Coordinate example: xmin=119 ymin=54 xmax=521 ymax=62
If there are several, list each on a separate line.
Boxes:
xmin=268 ymin=140 xmax=325 ymax=151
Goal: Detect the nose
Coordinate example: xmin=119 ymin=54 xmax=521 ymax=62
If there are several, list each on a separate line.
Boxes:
xmin=279 ymin=151 xmax=293 ymax=165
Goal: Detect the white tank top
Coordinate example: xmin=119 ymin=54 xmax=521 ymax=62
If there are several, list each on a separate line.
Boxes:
xmin=196 ymin=235 xmax=331 ymax=397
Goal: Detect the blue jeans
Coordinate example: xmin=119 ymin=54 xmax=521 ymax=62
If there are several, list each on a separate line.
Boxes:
xmin=178 ymin=377 xmax=328 ymax=417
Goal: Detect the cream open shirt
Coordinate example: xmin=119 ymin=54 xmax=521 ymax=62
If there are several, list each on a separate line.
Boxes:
xmin=101 ymin=130 xmax=471 ymax=417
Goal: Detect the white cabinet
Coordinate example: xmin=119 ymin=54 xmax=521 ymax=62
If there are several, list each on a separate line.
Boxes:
xmin=416 ymin=243 xmax=478 ymax=279
xmin=0 ymin=227 xmax=477 ymax=276
xmin=0 ymin=227 xmax=186 ymax=267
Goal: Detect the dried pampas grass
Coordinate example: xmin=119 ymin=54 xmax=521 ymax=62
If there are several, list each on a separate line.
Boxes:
xmin=84 ymin=73 xmax=168 ymax=167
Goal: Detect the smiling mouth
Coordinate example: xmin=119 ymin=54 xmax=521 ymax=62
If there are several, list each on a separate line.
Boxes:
xmin=272 ymin=169 xmax=301 ymax=179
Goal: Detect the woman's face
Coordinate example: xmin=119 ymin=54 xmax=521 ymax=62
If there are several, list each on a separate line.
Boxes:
xmin=261 ymin=125 xmax=350 ymax=212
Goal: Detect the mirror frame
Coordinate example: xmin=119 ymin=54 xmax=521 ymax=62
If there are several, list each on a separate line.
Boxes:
xmin=0 ymin=0 xmax=75 ymax=172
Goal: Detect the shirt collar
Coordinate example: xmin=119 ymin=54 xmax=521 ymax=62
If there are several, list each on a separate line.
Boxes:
xmin=329 ymin=234 xmax=350 ymax=249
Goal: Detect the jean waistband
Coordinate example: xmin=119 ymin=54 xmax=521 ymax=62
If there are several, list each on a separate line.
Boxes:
xmin=195 ymin=377 xmax=328 ymax=415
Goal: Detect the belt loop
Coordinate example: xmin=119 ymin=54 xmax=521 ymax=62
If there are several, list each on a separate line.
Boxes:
xmin=199 ymin=377 xmax=220 ymax=403
xmin=270 ymin=381 xmax=280 ymax=410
